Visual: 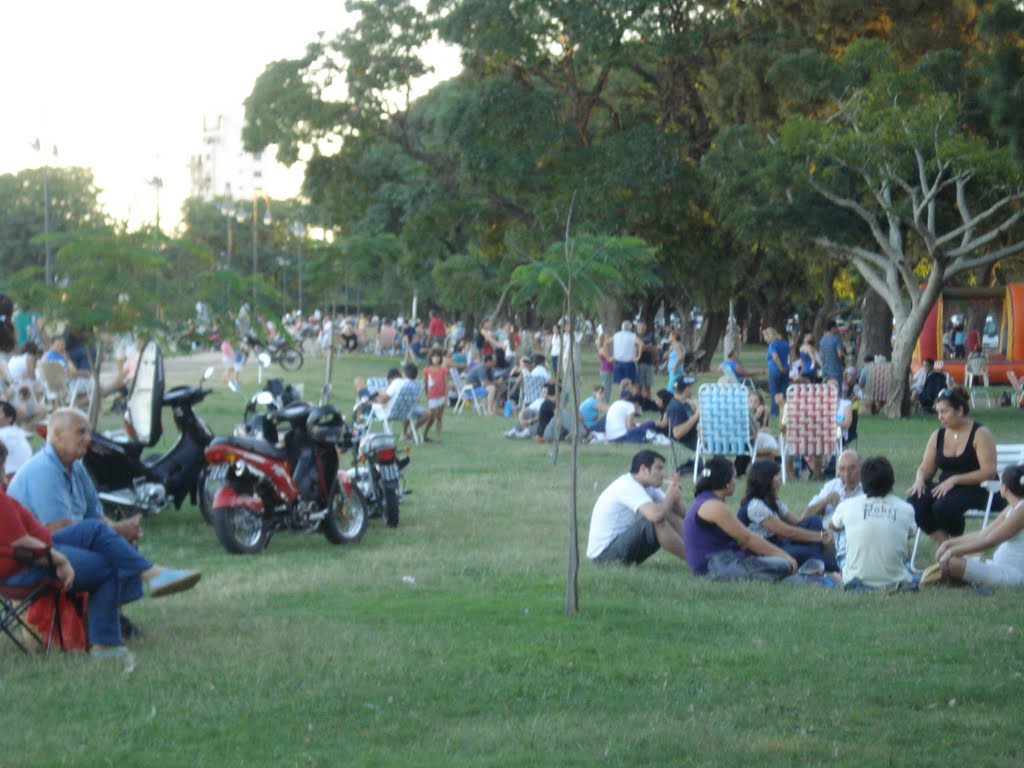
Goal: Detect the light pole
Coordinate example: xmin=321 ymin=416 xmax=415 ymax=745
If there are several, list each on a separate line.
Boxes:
xmin=290 ymin=220 xmax=305 ymax=314
xmin=146 ymin=176 xmax=163 ymax=251
xmin=31 ymin=139 xmax=57 ymax=285
xmin=251 ymin=191 xmax=271 ymax=305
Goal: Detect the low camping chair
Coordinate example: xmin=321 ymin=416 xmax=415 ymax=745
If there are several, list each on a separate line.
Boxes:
xmin=38 ymin=361 xmax=73 ymax=410
xmin=780 ymin=384 xmax=841 ymax=484
xmin=375 ymin=325 xmax=399 ymax=356
xmin=964 ymin=356 xmax=992 ymax=409
xmin=693 ymin=383 xmax=753 ymax=482
xmin=909 ymin=443 xmax=1024 ymax=571
xmin=864 ymin=361 xmax=891 ymax=412
xmin=368 ymin=380 xmax=424 ymax=443
xmin=451 ymin=368 xmax=484 ymax=415
xmin=0 ymin=545 xmax=65 ymax=657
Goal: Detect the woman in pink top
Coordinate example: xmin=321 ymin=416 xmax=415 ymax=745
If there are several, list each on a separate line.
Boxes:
xmin=421 ymin=348 xmax=449 ymax=443
xmin=597 ymin=332 xmax=614 ymax=396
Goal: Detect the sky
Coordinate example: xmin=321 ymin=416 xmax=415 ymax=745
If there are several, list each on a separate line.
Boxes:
xmin=0 ymin=2 xmax=458 ymax=231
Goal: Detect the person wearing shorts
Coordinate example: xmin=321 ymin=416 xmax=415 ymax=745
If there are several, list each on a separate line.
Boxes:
xmin=586 ymin=450 xmax=686 ymax=566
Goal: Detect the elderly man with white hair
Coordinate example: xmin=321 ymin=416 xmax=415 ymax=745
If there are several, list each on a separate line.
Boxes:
xmin=612 ymin=320 xmax=642 ymax=385
xmin=8 ymin=408 xmax=202 ymax=658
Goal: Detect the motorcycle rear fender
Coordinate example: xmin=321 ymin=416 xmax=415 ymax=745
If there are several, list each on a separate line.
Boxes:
xmin=336 ymin=471 xmax=354 ymax=496
xmin=212 ymin=485 xmax=264 ymax=513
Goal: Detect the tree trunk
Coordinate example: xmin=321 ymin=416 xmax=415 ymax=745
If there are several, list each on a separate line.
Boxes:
xmin=857 ymin=287 xmax=893 ymax=369
xmin=694 ymin=309 xmax=727 ymax=372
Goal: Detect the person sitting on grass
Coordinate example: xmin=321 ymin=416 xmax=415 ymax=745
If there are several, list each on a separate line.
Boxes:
xmin=586 ymin=449 xmax=687 ymax=566
xmin=604 ymin=389 xmax=659 ymax=443
xmin=578 ymin=384 xmax=609 ymax=435
xmin=738 ymin=459 xmax=838 ymax=571
xmin=828 ymin=455 xmax=915 ymax=590
xmin=683 ymin=456 xmax=797 ymax=578
xmin=930 ymin=463 xmax=1024 ymax=587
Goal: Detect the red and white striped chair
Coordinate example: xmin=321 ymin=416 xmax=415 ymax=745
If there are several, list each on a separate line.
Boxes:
xmin=780 ymin=384 xmax=841 ymax=484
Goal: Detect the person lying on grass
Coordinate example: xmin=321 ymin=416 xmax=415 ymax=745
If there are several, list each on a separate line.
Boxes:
xmin=931 ymin=463 xmax=1024 ymax=587
xmin=683 ymin=456 xmax=797 ymax=578
xmin=586 ymin=449 xmax=686 ymax=566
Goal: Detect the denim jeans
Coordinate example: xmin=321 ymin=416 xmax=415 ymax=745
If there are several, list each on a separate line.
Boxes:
xmin=3 ymin=519 xmax=151 ymax=645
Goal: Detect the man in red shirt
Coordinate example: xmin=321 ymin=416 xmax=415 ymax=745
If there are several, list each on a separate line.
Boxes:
xmin=427 ymin=311 xmax=446 ymax=349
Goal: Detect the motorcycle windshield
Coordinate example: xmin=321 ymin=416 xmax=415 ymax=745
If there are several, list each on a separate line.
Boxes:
xmin=125 ymin=340 xmax=165 ymax=447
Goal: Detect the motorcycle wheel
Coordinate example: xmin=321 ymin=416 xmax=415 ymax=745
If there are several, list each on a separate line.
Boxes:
xmin=382 ymin=484 xmax=400 ymax=528
xmin=322 ymin=481 xmax=368 ymax=544
xmin=278 ymin=345 xmax=303 ymax=371
xmin=198 ymin=465 xmax=229 ymax=525
xmin=212 ymin=505 xmax=269 ymax=554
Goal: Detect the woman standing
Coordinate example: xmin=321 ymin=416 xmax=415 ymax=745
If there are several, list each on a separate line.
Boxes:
xmin=763 ymin=327 xmax=789 ymax=417
xmin=932 ymin=464 xmax=1024 ymax=586
xmin=799 ymin=333 xmax=822 ymax=383
xmin=665 ymin=330 xmax=685 ymax=392
xmin=596 ymin=332 xmax=614 ymax=396
xmin=907 ymin=385 xmax=1003 ymax=542
xmin=683 ymin=456 xmax=797 ymax=577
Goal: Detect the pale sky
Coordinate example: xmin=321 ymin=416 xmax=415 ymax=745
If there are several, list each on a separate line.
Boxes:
xmin=0 ymin=2 xmax=458 ymax=231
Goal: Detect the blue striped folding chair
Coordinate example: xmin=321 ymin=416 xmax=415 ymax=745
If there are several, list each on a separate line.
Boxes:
xmin=694 ymin=383 xmax=753 ymax=482
xmin=369 ymin=380 xmax=424 ymax=443
xmin=450 ymin=368 xmax=484 ymax=415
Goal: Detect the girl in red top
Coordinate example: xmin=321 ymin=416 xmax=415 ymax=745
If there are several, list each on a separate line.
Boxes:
xmin=422 ymin=348 xmax=449 ymax=443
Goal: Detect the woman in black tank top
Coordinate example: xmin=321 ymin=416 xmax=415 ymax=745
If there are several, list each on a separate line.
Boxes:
xmin=907 ymin=386 xmax=1003 ymax=540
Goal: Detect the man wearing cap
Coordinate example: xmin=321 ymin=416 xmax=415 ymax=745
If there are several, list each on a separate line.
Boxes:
xmin=666 ymin=377 xmax=700 ymax=451
xmin=586 ymin=449 xmax=687 ymax=566
xmin=820 ymin=320 xmax=845 ymax=383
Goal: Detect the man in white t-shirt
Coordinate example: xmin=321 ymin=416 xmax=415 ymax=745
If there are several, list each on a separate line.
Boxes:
xmin=586 ymin=450 xmax=686 ymax=565
xmin=0 ymin=400 xmax=32 ymax=478
xmin=829 ymin=456 xmax=916 ymax=587
xmin=370 ymin=368 xmax=406 ymax=420
xmin=612 ymin=321 xmax=641 ymax=384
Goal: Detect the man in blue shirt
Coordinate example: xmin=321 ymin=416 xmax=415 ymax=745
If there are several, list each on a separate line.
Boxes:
xmin=9 ymin=408 xmax=202 ymax=641
xmin=820 ymin=320 xmax=845 ymax=382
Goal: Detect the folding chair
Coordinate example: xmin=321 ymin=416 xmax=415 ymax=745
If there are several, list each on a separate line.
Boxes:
xmin=517 ymin=372 xmax=545 ymax=412
xmin=693 ymin=383 xmax=753 ymax=482
xmin=368 ymin=380 xmax=424 ymax=442
xmin=451 ymin=368 xmax=484 ymax=415
xmin=909 ymin=443 xmax=1024 ymax=570
xmin=719 ymin=361 xmax=754 ymax=389
xmin=0 ymin=544 xmax=65 ymax=656
xmin=375 ymin=325 xmax=399 ymax=356
xmin=366 ymin=377 xmax=389 ymax=396
xmin=780 ymin=384 xmax=841 ymax=484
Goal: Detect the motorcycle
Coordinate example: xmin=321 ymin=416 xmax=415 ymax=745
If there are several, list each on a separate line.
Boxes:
xmin=203 ymin=400 xmax=368 ymax=554
xmin=82 ymin=341 xmax=217 ymax=520
xmin=240 ymin=331 xmax=303 ymax=371
xmin=347 ymin=428 xmax=410 ymax=528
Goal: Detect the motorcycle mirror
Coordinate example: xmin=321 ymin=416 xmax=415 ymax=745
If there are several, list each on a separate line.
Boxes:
xmin=228 ymin=379 xmax=241 ymax=394
xmin=258 ymin=352 xmax=272 ymax=368
xmin=201 ymin=366 xmax=215 ymax=382
xmin=256 ymin=391 xmax=276 ymax=406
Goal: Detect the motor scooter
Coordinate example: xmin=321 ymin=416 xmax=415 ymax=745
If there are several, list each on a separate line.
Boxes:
xmin=82 ymin=341 xmax=217 ymax=519
xmin=203 ymin=399 xmax=367 ymax=554
xmin=347 ymin=427 xmax=410 ymax=528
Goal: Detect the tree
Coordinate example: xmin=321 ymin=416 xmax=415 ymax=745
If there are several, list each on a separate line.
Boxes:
xmin=772 ymin=40 xmax=1024 ymax=415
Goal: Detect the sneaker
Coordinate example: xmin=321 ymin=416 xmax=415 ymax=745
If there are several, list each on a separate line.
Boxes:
xmin=919 ymin=563 xmax=944 ymax=587
xmin=90 ymin=645 xmax=135 ymax=662
xmin=148 ymin=569 xmax=202 ymax=598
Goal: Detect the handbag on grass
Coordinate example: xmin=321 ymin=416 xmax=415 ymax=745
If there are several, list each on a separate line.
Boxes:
xmin=26 ymin=592 xmax=88 ymax=651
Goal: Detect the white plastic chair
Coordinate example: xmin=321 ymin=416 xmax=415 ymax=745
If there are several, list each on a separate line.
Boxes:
xmin=451 ymin=368 xmax=484 ymax=415
xmin=964 ymin=356 xmax=992 ymax=409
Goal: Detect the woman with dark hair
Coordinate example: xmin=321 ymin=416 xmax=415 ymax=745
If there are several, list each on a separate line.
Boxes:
xmin=931 ymin=464 xmax=1024 ymax=586
xmin=907 ymin=385 xmax=1003 ymax=542
xmin=829 ymin=456 xmax=916 ymax=588
xmin=739 ymin=460 xmax=838 ymax=570
xmin=683 ymin=456 xmax=796 ymax=578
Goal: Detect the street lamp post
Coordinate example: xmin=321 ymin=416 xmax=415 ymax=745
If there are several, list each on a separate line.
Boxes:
xmin=31 ymin=139 xmax=56 ymax=285
xmin=251 ymin=191 xmax=271 ymax=305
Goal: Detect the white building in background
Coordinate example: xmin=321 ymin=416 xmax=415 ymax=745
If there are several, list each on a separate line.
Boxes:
xmin=188 ymin=113 xmax=265 ymax=202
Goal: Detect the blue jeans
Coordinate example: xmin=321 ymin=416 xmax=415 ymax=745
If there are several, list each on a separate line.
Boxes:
xmin=3 ymin=519 xmax=151 ymax=645
xmin=612 ymin=420 xmax=657 ymax=443
xmin=779 ymin=516 xmax=838 ymax=572
xmin=768 ymin=366 xmax=788 ymax=415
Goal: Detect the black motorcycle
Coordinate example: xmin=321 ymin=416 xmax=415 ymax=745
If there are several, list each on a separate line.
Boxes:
xmin=84 ymin=341 xmax=217 ymax=520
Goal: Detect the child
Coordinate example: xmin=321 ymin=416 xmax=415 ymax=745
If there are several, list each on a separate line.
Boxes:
xmin=421 ymin=349 xmax=449 ymax=443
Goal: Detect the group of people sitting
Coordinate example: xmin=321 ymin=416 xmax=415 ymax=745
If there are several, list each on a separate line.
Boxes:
xmin=587 ymin=386 xmax=1024 ymax=589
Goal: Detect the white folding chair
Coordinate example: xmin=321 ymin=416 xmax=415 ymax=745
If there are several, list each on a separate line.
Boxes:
xmin=451 ymin=368 xmax=484 ymax=415
xmin=909 ymin=442 xmax=1024 ymax=570
xmin=368 ymin=380 xmax=424 ymax=443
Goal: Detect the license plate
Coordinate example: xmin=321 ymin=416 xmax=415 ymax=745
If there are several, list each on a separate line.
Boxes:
xmin=380 ymin=463 xmax=400 ymax=481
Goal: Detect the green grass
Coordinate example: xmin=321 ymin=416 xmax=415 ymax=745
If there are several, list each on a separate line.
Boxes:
xmin=4 ymin=347 xmax=1024 ymax=767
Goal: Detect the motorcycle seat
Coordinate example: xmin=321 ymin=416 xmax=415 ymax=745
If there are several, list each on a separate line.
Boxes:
xmin=209 ymin=435 xmax=288 ymax=460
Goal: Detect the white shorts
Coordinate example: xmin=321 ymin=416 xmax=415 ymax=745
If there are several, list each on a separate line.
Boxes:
xmin=427 ymin=397 xmax=446 ymax=409
xmin=963 ymin=557 xmax=1024 ymax=587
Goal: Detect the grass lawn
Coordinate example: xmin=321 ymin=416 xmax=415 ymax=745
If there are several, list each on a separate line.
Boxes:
xmin=3 ymin=347 xmax=1024 ymax=767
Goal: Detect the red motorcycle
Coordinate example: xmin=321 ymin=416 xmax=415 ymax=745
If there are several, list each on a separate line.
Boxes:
xmin=203 ymin=402 xmax=367 ymax=554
